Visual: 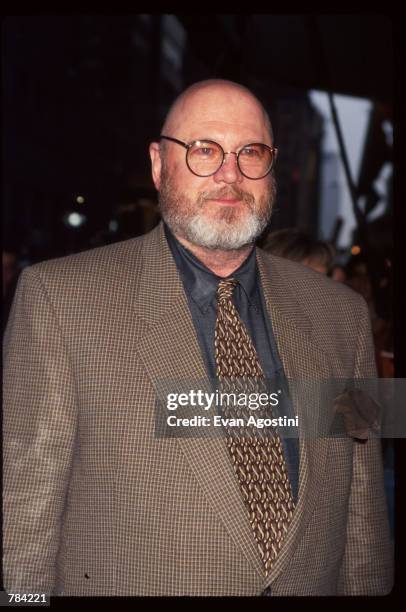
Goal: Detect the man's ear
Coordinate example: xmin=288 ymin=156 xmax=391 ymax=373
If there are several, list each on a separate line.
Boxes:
xmin=149 ymin=142 xmax=162 ymax=191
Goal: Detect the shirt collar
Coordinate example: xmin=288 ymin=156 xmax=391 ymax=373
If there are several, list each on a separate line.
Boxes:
xmin=164 ymin=223 xmax=260 ymax=313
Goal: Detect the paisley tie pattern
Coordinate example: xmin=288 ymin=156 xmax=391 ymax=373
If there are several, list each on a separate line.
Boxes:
xmin=215 ymin=278 xmax=295 ymax=574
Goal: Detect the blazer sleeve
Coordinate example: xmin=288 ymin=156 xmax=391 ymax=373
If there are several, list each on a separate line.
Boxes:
xmin=337 ymin=297 xmax=394 ymax=594
xmin=3 ymin=266 xmax=78 ymax=594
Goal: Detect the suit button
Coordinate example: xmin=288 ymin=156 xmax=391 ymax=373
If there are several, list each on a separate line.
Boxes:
xmin=262 ymin=585 xmax=272 ymax=596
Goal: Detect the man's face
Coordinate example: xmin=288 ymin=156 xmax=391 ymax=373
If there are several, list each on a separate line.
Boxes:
xmin=151 ymin=86 xmax=276 ymax=250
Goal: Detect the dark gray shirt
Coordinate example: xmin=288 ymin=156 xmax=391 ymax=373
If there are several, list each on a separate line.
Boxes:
xmin=165 ymin=224 xmax=299 ymax=501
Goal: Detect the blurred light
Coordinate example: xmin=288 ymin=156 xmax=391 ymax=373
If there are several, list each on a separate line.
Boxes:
xmin=382 ymin=120 xmax=393 ymax=147
xmin=66 ymin=212 xmax=86 ymax=228
xmin=109 ymin=220 xmax=119 ymax=232
xmin=75 ymin=195 xmax=85 ymax=204
xmin=350 ymin=245 xmax=361 ymax=256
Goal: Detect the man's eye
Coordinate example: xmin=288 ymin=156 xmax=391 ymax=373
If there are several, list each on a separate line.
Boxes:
xmin=195 ymin=147 xmax=215 ymax=156
xmin=240 ymin=147 xmax=260 ymax=158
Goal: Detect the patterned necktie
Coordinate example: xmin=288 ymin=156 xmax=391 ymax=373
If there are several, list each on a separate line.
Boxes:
xmin=215 ymin=278 xmax=295 ymax=575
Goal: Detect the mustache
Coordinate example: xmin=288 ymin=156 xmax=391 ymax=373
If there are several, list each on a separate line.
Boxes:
xmin=200 ymin=185 xmax=255 ymax=205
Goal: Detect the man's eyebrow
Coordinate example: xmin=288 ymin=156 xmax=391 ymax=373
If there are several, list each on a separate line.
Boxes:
xmin=187 ymin=135 xmax=269 ymax=146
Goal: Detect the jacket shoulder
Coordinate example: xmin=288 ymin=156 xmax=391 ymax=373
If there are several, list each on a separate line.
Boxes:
xmin=262 ymin=250 xmax=366 ymax=312
xmin=20 ymin=226 xmax=161 ymax=293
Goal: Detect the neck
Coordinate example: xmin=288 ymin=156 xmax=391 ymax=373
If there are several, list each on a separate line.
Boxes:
xmin=174 ymin=234 xmax=253 ymax=277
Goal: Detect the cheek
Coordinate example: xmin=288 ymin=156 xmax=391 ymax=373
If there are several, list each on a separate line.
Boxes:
xmin=179 ymin=173 xmax=211 ymax=201
xmin=171 ymin=160 xmax=200 ymax=190
xmin=259 ymin=176 xmax=275 ymax=203
xmin=251 ymin=184 xmax=270 ymax=207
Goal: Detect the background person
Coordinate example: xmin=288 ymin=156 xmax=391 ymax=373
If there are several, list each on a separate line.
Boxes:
xmin=261 ymin=228 xmax=334 ymax=275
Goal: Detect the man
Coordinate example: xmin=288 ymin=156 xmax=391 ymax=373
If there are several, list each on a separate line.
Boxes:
xmin=3 ymin=79 xmax=393 ymax=596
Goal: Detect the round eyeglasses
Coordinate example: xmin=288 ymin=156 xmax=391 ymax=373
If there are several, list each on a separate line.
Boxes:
xmin=159 ymin=135 xmax=278 ymax=180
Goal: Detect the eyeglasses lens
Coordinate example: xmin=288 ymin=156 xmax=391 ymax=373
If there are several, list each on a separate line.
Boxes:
xmin=238 ymin=144 xmax=273 ymax=178
xmin=187 ymin=141 xmax=223 ymax=177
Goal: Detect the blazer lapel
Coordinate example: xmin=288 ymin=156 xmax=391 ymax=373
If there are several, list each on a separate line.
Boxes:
xmin=257 ymin=250 xmax=335 ymax=588
xmin=134 ymin=223 xmax=265 ymax=578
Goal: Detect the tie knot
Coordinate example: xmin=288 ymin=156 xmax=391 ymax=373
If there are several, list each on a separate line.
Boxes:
xmin=217 ymin=278 xmax=238 ymax=303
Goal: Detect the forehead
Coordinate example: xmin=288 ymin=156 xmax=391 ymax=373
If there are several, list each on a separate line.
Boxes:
xmin=168 ymin=87 xmax=272 ymax=145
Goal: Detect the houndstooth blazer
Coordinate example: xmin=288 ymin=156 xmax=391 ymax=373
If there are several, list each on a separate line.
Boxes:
xmin=3 ymin=221 xmax=393 ymax=596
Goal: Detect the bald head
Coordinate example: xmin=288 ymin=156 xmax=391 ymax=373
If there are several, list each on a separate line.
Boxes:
xmin=161 ymin=79 xmax=273 ymax=143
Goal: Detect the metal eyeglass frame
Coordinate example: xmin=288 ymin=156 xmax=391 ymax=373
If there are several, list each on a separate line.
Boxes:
xmin=159 ymin=135 xmax=278 ymax=180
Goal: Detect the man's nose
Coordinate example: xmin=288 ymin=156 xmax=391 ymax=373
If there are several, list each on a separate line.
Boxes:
xmin=213 ymin=152 xmax=243 ymax=184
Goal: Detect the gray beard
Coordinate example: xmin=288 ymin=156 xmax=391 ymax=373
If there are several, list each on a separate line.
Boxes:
xmin=166 ymin=207 xmax=269 ymax=250
xmin=158 ymin=169 xmax=275 ymax=251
